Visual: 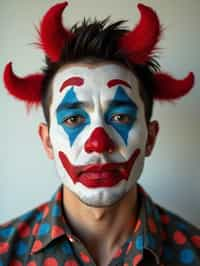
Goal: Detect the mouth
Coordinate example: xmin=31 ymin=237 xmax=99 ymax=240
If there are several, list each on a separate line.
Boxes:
xmin=58 ymin=149 xmax=140 ymax=188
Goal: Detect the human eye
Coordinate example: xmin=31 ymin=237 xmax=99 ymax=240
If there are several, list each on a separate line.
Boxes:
xmin=111 ymin=113 xmax=135 ymax=124
xmin=63 ymin=115 xmax=85 ymax=127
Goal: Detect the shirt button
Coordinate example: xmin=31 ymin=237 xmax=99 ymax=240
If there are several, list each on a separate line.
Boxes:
xmin=67 ymin=234 xmax=74 ymax=242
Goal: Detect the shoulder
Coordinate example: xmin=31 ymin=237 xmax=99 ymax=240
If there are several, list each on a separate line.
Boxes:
xmin=155 ymin=203 xmax=200 ymax=264
xmin=139 ymin=185 xmax=200 ymax=250
xmin=156 ymin=203 xmax=200 ymax=240
xmin=0 ymin=200 xmax=49 ymax=263
xmin=139 ymin=185 xmax=200 ymax=265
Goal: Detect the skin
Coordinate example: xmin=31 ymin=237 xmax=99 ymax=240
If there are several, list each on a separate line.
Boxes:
xmin=38 ymin=61 xmax=159 ymax=266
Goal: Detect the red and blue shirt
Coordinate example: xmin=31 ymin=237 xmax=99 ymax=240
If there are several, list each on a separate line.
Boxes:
xmin=0 ymin=185 xmax=200 ymax=265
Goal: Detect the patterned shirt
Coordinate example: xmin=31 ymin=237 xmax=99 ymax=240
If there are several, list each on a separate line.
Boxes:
xmin=0 ymin=184 xmax=199 ymax=266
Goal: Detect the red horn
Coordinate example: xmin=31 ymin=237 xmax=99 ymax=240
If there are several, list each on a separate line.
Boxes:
xmin=154 ymin=72 xmax=195 ymax=100
xmin=38 ymin=1 xmax=73 ymax=62
xmin=3 ymin=62 xmax=44 ymax=105
xmin=119 ymin=4 xmax=161 ymax=64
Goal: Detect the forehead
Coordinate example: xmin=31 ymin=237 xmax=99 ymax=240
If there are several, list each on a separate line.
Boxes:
xmin=51 ymin=62 xmax=141 ymax=105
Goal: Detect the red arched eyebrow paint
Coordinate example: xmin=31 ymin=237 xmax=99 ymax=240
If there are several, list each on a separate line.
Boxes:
xmin=107 ymin=79 xmax=132 ymax=89
xmin=60 ymin=77 xmax=84 ymax=92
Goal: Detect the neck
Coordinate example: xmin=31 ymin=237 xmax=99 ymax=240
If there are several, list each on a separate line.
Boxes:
xmin=62 ymin=185 xmax=138 ymax=266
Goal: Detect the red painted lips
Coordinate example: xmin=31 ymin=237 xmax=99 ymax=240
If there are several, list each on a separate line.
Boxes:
xmin=59 ymin=149 xmax=140 ymax=188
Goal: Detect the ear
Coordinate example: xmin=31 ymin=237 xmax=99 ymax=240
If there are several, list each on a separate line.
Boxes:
xmin=38 ymin=122 xmax=54 ymax=160
xmin=145 ymin=120 xmax=159 ymax=157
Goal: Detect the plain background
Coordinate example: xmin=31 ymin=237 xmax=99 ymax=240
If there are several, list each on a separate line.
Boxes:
xmin=0 ymin=0 xmax=199 ymax=226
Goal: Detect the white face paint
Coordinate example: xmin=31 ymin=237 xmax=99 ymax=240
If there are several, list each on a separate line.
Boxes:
xmin=49 ymin=63 xmax=148 ymax=206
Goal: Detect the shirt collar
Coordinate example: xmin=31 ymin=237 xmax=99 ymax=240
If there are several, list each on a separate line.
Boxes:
xmin=31 ymin=185 xmax=70 ymax=254
xmin=137 ymin=185 xmax=163 ymax=264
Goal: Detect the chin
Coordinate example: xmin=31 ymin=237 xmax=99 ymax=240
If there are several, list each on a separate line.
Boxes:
xmin=78 ymin=193 xmax=125 ymax=208
xmin=64 ymin=178 xmax=134 ymax=207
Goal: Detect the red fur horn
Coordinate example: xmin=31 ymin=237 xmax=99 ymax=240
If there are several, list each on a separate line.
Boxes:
xmin=119 ymin=4 xmax=161 ymax=64
xmin=3 ymin=62 xmax=44 ymax=105
xmin=39 ymin=1 xmax=73 ymax=62
xmin=154 ymin=72 xmax=195 ymax=100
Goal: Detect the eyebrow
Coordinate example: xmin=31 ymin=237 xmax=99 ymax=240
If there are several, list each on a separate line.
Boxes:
xmin=56 ymin=101 xmax=88 ymax=113
xmin=60 ymin=77 xmax=84 ymax=92
xmin=107 ymin=79 xmax=132 ymax=89
xmin=109 ymin=100 xmax=137 ymax=109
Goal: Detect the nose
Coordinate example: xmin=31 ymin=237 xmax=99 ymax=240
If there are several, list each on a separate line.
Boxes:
xmin=84 ymin=127 xmax=116 ymax=154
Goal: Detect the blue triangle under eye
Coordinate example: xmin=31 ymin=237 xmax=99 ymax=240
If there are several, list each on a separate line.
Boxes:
xmin=105 ymin=86 xmax=138 ymax=145
xmin=56 ymin=86 xmax=90 ymax=146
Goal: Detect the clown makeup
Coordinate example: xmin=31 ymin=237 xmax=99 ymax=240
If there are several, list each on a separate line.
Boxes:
xmin=49 ymin=63 xmax=148 ymax=206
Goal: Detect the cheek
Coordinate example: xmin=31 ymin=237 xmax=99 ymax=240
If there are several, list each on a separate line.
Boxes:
xmin=120 ymin=113 xmax=148 ymax=158
xmin=49 ymin=118 xmax=81 ymax=161
xmin=58 ymin=117 xmax=90 ymax=147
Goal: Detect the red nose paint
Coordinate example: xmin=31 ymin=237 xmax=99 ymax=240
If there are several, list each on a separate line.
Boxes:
xmin=84 ymin=127 xmax=115 ymax=154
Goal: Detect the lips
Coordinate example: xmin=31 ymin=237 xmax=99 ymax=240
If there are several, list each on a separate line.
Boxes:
xmin=59 ymin=148 xmax=140 ymax=188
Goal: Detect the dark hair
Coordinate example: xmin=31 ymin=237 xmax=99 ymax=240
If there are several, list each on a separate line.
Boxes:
xmin=41 ymin=18 xmax=160 ymax=125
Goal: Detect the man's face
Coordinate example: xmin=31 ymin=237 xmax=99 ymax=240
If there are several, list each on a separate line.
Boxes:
xmin=49 ymin=62 xmax=149 ymax=206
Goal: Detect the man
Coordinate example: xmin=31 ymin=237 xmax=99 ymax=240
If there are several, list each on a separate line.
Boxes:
xmin=0 ymin=2 xmax=199 ymax=265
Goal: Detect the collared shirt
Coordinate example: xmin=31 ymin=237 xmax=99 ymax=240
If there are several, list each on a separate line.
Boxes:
xmin=0 ymin=184 xmax=199 ymax=266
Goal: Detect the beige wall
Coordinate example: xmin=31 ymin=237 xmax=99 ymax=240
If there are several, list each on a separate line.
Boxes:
xmin=0 ymin=0 xmax=200 ymax=226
